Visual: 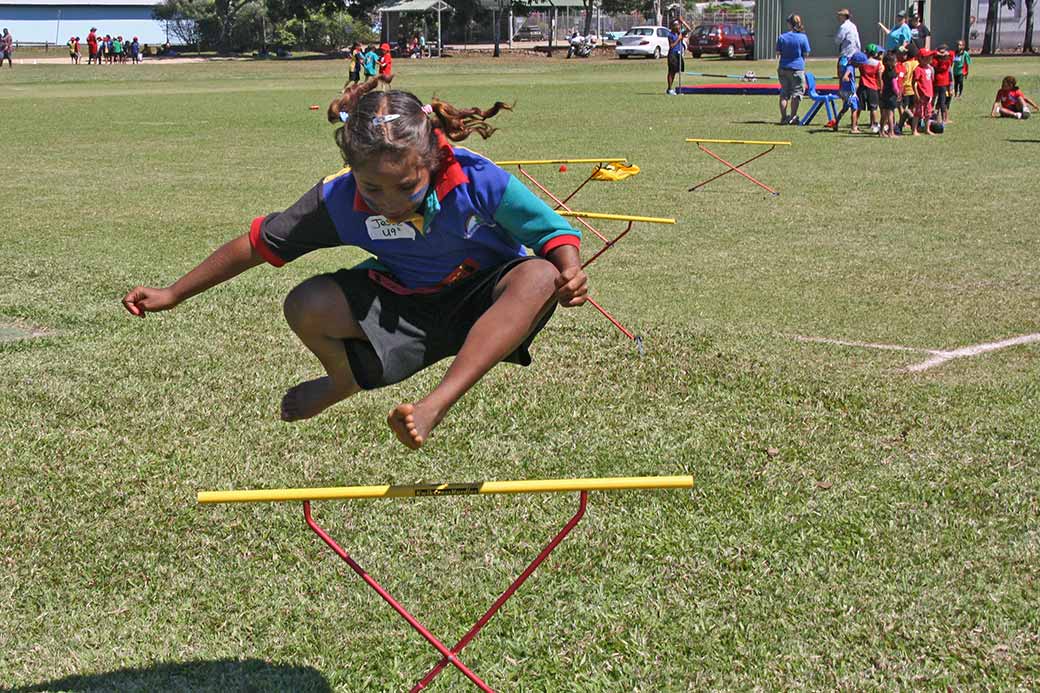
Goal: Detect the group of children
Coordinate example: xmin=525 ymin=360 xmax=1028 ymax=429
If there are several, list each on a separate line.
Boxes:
xmin=74 ymin=30 xmax=142 ymax=65
xmin=348 ymin=42 xmax=393 ymax=85
xmin=830 ymin=40 xmax=970 ymax=137
xmin=830 ymin=39 xmax=1037 ymax=136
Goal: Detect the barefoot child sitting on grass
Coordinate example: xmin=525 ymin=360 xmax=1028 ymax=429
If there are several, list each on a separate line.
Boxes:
xmin=123 ymin=76 xmax=588 ymax=450
xmin=992 ymin=76 xmax=1038 ymax=119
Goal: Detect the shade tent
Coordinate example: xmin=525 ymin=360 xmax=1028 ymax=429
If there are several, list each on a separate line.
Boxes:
xmin=375 ymin=0 xmax=452 ymax=57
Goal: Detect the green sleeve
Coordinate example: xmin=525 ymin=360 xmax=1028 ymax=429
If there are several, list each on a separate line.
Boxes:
xmin=492 ymin=176 xmax=581 ymax=254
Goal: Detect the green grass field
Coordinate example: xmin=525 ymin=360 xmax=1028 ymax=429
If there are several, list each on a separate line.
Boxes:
xmin=2 ymin=53 xmax=1039 ymax=691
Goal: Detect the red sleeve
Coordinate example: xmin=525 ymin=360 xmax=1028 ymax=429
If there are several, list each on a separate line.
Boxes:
xmin=540 ymin=235 xmax=581 ymax=255
xmin=249 ymin=216 xmax=286 ymax=267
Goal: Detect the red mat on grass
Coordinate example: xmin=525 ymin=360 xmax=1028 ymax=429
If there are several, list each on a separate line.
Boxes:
xmin=678 ymin=82 xmax=840 ymax=95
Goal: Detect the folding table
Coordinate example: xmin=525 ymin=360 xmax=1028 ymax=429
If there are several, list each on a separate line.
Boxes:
xmin=198 ymin=475 xmax=694 ymax=692
xmin=685 ymin=138 xmax=791 ymax=196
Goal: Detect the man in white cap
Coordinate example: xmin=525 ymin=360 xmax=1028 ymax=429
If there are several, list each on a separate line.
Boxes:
xmin=834 ymin=9 xmax=860 ymax=78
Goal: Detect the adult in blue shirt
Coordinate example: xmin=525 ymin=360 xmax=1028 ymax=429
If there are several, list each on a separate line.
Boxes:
xmin=775 ymin=14 xmax=811 ymax=125
xmin=666 ymin=17 xmax=692 ymax=95
xmin=879 ymin=11 xmax=912 ymax=53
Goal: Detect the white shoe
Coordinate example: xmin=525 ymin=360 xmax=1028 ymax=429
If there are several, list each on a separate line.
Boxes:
xmin=1015 ymin=112 xmax=1023 ymax=119
xmin=870 ymin=124 xmax=880 ymax=133
xmin=666 ymin=89 xmax=676 ymax=95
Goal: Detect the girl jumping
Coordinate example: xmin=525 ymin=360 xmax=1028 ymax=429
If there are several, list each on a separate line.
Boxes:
xmin=123 ymin=76 xmax=588 ymax=450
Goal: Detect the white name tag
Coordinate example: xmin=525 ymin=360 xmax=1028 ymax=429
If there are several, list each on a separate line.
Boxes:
xmin=366 ymin=216 xmax=416 ymax=240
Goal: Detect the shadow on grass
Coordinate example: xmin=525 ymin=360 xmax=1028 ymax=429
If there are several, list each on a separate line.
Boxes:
xmin=1007 ymin=138 xmax=1040 ymax=143
xmin=4 ymin=658 xmax=331 ymax=693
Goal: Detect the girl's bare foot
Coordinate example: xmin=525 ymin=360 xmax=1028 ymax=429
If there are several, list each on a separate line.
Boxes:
xmin=387 ymin=401 xmax=444 ymax=450
xmin=850 ymin=128 xmax=861 ymax=134
xmin=281 ymin=376 xmax=349 ymax=421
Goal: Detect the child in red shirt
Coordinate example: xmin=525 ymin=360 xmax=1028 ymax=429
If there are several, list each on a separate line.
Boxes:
xmin=931 ymin=44 xmax=954 ymax=124
xmin=912 ymin=50 xmax=935 ymax=135
xmin=992 ymin=75 xmax=1038 ymax=119
xmin=378 ymin=42 xmax=393 ymax=78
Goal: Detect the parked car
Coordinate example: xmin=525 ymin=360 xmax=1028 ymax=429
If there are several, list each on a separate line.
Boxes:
xmin=512 ymin=25 xmax=545 ymax=41
xmin=689 ymin=23 xmax=755 ymax=59
xmin=614 ymin=26 xmax=670 ymax=59
xmin=603 ymin=30 xmax=628 ymax=42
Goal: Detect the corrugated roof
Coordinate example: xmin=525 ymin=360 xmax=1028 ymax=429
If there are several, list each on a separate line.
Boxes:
xmin=375 ymin=0 xmax=451 ymax=12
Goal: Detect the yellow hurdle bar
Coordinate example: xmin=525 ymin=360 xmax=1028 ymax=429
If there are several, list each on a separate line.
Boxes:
xmin=558 ymin=210 xmax=676 ymax=224
xmin=685 ymin=138 xmax=792 ymax=146
xmin=494 ymin=158 xmax=628 ymax=166
xmin=198 ymin=475 xmax=693 ymax=504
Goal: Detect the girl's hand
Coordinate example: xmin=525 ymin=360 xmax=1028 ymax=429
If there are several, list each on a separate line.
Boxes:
xmin=122 ymin=286 xmax=179 ymax=317
xmin=554 ymin=265 xmax=588 ymax=307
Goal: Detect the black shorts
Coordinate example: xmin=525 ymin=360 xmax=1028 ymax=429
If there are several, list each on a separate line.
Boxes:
xmin=881 ymin=93 xmax=900 ymax=110
xmin=667 ymin=52 xmax=684 ymax=75
xmin=329 ymin=257 xmax=555 ymax=390
xmin=856 ymin=86 xmax=879 ymax=110
xmin=349 ymin=69 xmax=360 ymax=81
xmin=933 ymin=87 xmax=949 ymax=111
xmin=901 ymin=95 xmax=916 ymax=109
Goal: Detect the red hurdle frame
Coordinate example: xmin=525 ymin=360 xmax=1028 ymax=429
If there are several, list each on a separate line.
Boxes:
xmin=685 ymin=138 xmax=792 ymax=196
xmin=198 ymin=476 xmax=694 ymax=692
xmin=305 ymin=493 xmax=587 ymax=692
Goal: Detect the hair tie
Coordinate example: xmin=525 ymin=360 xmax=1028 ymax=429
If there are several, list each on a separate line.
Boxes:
xmin=339 ymin=111 xmax=349 ymax=123
xmin=421 ymin=104 xmax=433 ymax=115
xmin=372 ymin=114 xmax=401 ymax=126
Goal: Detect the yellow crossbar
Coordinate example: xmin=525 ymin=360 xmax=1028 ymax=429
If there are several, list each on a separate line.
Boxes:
xmin=494 ymin=158 xmax=627 ymax=166
xmin=558 ymin=210 xmax=676 ymax=224
xmin=686 ymin=138 xmax=791 ymax=146
xmin=198 ymin=475 xmax=693 ymax=504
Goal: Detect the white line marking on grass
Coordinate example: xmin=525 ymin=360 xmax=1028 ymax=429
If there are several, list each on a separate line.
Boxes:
xmin=904 ymin=333 xmax=1040 ymax=372
xmin=791 ymin=333 xmax=1040 ymax=372
xmin=791 ymin=335 xmax=939 ymax=354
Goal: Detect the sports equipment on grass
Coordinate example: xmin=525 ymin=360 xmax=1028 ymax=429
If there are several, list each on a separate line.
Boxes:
xmin=199 ymin=475 xmax=695 ymax=692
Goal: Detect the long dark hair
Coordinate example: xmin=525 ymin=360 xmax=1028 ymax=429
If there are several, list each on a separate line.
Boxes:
xmin=327 ymin=75 xmax=512 ymax=172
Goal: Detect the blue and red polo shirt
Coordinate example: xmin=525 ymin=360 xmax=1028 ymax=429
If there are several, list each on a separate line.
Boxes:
xmin=250 ymin=133 xmax=581 ymax=292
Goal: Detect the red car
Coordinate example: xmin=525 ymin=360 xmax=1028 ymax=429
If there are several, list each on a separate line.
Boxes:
xmin=689 ymin=23 xmax=755 ymax=59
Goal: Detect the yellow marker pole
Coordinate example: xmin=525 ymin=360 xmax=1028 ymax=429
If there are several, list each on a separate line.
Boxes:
xmin=198 ymin=475 xmax=693 ymax=504
xmin=494 ymin=158 xmax=628 ymax=165
xmin=685 ymin=138 xmax=792 ymax=146
xmin=558 ymin=210 xmax=676 ymax=224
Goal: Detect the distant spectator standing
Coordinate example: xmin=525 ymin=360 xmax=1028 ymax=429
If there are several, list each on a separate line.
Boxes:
xmin=87 ymin=27 xmax=98 ymax=64
xmin=665 ymin=17 xmax=691 ymax=95
xmin=68 ymin=35 xmax=80 ymax=64
xmin=378 ymin=42 xmax=393 ymax=82
xmin=1 ymin=29 xmax=13 ymax=68
xmin=834 ymin=8 xmax=860 ymax=78
xmin=363 ymin=45 xmax=379 ymax=78
xmin=776 ymin=14 xmax=811 ymax=125
xmin=879 ymin=11 xmax=912 ymax=53
xmin=909 ymin=14 xmax=931 ymax=51
xmin=952 ymin=39 xmax=971 ymax=98
xmin=130 ymin=36 xmax=140 ymax=63
xmin=348 ymin=42 xmax=363 ymax=84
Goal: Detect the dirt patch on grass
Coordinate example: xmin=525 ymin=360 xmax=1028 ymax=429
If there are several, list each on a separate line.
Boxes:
xmin=0 ymin=321 xmax=54 ymax=343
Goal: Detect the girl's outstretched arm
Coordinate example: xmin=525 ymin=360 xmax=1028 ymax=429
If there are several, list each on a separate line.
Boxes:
xmin=546 ymin=244 xmax=588 ymax=308
xmin=122 ymin=232 xmax=264 ymax=317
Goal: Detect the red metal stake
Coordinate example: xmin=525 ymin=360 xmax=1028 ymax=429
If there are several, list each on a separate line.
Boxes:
xmin=688 ymin=143 xmax=780 ymax=195
xmin=412 ymin=492 xmax=588 ymax=691
xmin=303 ymin=492 xmax=589 ymax=692
xmin=304 ymin=502 xmax=494 ymax=692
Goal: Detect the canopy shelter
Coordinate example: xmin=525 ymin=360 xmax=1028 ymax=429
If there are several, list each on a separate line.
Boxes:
xmin=375 ymin=0 xmax=452 ymax=57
